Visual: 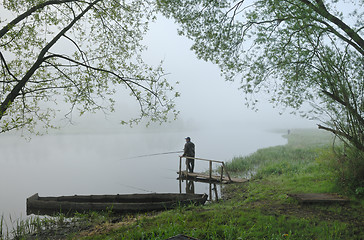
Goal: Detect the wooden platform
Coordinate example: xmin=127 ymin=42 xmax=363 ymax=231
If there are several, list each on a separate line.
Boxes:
xmin=288 ymin=193 xmax=350 ymax=204
xmin=178 ymin=171 xmax=248 ymax=184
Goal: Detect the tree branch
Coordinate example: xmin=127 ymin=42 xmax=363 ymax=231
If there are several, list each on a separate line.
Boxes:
xmin=42 ymin=53 xmax=164 ymax=104
xmin=0 ymin=0 xmax=102 ymax=118
xmin=0 ymin=0 xmax=77 ymax=39
xmin=299 ymin=0 xmax=364 ymax=55
xmin=318 ymin=124 xmax=364 ymax=152
xmin=0 ymin=51 xmax=19 ymax=81
xmin=321 ymin=90 xmax=364 ymax=126
xmin=318 ymin=124 xmax=353 ymax=141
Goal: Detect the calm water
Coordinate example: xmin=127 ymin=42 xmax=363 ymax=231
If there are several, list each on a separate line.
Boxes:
xmin=0 ymin=126 xmax=286 ymax=225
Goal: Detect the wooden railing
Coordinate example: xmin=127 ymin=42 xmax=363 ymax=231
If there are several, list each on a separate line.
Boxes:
xmin=179 ymin=156 xmax=232 ymax=183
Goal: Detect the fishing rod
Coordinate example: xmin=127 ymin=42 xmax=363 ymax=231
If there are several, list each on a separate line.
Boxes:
xmin=118 ymin=183 xmax=156 ymax=193
xmin=121 ymin=150 xmax=183 ymax=160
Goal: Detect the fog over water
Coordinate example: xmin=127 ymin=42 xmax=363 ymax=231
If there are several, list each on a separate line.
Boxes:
xmin=0 ymin=126 xmax=288 ymax=221
xmin=0 ymin=16 xmax=314 ymax=224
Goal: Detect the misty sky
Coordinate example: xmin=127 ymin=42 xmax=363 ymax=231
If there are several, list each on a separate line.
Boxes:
xmin=103 ymin=16 xmax=315 ymax=133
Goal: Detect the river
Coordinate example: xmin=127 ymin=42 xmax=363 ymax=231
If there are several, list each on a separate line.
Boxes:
xmin=0 ymin=125 xmax=287 ymax=228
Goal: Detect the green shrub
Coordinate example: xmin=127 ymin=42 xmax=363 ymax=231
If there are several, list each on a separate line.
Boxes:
xmin=317 ymin=146 xmax=364 ymax=197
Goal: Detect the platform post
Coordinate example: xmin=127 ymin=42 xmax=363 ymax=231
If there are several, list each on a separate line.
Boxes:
xmin=185 ymin=157 xmax=188 ymax=176
xmin=209 ymin=160 xmax=212 ymax=179
xmin=222 ymin=162 xmax=232 ymax=182
xmin=220 ymin=165 xmax=224 ymax=182
xmin=179 ymin=156 xmax=182 ymax=180
xmin=179 ymin=178 xmax=182 ymax=194
xmin=209 ymin=161 xmax=212 ymax=200
xmin=213 ymin=183 xmax=218 ymax=202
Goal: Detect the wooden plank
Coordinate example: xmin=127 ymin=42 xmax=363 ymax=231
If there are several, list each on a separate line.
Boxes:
xmin=183 ymin=157 xmax=224 ymax=164
xmin=178 ymin=171 xmax=248 ymax=184
xmin=167 ymin=234 xmax=200 ymax=240
xmin=288 ymin=193 xmax=350 ymax=204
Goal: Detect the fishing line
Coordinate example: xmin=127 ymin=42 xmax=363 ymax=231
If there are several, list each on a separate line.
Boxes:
xmin=120 ymin=150 xmax=183 ymax=161
xmin=165 ymin=168 xmax=178 ymax=172
xmin=162 ymin=176 xmax=178 ymax=180
xmin=118 ymin=183 xmax=156 ymax=193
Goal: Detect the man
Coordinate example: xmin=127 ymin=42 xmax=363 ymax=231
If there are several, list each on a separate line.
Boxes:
xmin=183 ymin=137 xmax=195 ymax=173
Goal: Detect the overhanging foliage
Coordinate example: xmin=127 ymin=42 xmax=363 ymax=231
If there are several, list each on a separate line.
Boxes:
xmin=0 ymin=0 xmax=179 ymax=134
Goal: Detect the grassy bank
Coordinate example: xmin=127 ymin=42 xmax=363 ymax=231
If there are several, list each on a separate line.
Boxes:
xmin=0 ymin=211 xmax=111 ymax=240
xmin=13 ymin=129 xmax=364 ymax=239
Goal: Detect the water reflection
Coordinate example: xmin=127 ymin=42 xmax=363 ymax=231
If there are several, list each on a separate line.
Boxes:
xmin=186 ymin=180 xmax=195 ymax=194
xmin=178 ymin=179 xmax=221 ymax=202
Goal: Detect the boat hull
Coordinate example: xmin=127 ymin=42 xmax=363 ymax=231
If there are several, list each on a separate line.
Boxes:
xmin=27 ymin=193 xmax=208 ymax=215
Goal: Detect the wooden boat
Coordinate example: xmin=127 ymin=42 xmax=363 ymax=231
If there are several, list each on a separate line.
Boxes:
xmin=27 ymin=193 xmax=208 ymax=215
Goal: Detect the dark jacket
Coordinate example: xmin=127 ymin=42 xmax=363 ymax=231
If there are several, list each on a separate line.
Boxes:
xmin=183 ymin=141 xmax=195 ymax=158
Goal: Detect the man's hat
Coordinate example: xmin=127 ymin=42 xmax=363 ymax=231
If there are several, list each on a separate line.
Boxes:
xmin=185 ymin=137 xmax=191 ymax=140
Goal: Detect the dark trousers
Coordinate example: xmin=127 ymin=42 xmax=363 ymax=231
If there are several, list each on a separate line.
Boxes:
xmin=187 ymin=158 xmax=195 ymax=173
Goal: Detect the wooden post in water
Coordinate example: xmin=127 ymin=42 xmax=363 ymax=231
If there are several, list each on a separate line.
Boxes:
xmin=213 ymin=183 xmax=218 ymax=202
xmin=179 ymin=179 xmax=181 ymax=193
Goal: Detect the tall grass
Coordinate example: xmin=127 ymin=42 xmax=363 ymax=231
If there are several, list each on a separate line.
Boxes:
xmin=225 ymin=129 xmax=335 ymax=178
xmin=224 ymin=128 xmax=346 ymax=197
xmin=225 ymin=128 xmax=364 ymax=198
xmin=11 ymin=215 xmax=42 ymax=239
xmin=0 ymin=215 xmax=4 ymax=240
xmin=226 ymin=145 xmax=318 ymax=175
xmin=0 ymin=214 xmax=62 ymax=240
xmin=0 ymin=211 xmax=111 ymax=240
xmin=318 ymin=144 xmax=364 ymax=197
